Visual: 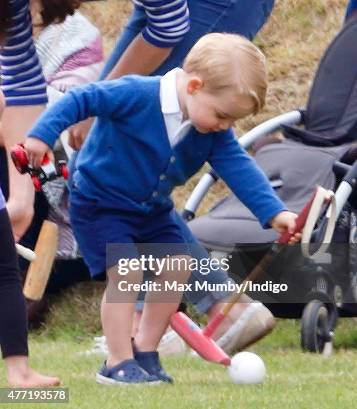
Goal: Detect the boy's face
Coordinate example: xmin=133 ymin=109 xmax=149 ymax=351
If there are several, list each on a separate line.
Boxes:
xmin=184 ymin=78 xmax=254 ymax=134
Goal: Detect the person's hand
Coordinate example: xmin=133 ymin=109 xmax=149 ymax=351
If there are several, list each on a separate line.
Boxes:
xmin=23 ymin=137 xmax=51 ymax=168
xmin=68 ymin=117 xmax=94 ymax=150
xmin=270 ymin=211 xmax=302 ymax=244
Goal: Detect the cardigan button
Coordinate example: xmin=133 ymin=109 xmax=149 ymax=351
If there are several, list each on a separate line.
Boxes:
xmin=152 ymin=191 xmax=158 ymax=198
xmin=170 ymin=156 xmax=176 ymax=163
xmin=159 ymin=174 xmax=166 ymax=180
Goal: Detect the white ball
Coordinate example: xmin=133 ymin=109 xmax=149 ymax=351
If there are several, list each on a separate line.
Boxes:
xmin=228 ymin=352 xmax=266 ymax=385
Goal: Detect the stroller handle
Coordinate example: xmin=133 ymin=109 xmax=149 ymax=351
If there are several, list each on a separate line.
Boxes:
xmin=239 ymin=110 xmax=303 ymax=149
xmin=182 ymin=170 xmax=219 ymax=220
xmin=333 ymin=159 xmax=357 ymax=219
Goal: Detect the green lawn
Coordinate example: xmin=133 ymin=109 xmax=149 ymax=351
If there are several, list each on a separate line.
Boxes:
xmin=1 ymin=317 xmax=357 ymax=409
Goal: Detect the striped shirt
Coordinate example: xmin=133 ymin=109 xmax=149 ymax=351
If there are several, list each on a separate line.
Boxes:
xmin=133 ymin=0 xmax=190 ymax=47
xmin=0 ymin=0 xmax=47 ymax=106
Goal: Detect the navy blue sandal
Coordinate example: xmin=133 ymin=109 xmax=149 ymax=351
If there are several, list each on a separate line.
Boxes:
xmin=96 ymin=359 xmax=161 ymax=385
xmin=134 ymin=350 xmax=173 ymax=383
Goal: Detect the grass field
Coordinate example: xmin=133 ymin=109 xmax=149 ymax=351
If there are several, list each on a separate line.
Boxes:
xmin=1 ymin=317 xmax=357 ymax=409
xmin=1 ymin=0 xmax=356 ymax=407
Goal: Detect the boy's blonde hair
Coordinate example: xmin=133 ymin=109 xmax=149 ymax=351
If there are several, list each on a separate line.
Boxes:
xmin=183 ymin=33 xmax=267 ymax=115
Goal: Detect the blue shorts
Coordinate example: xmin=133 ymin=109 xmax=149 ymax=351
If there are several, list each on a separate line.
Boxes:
xmin=69 ymin=187 xmax=188 ymax=278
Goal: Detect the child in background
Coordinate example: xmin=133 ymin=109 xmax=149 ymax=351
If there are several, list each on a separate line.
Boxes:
xmin=24 ymin=33 xmax=299 ymax=385
xmin=35 ymin=10 xmax=104 ymax=94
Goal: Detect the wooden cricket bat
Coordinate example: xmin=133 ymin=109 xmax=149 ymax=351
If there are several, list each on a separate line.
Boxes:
xmin=23 ymin=220 xmax=58 ymax=301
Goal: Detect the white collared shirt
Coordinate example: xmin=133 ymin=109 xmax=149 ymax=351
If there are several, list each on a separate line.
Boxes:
xmin=160 ymin=68 xmax=192 ymax=148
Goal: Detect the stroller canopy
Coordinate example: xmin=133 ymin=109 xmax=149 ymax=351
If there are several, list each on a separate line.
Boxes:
xmin=283 ymin=18 xmax=357 ymax=147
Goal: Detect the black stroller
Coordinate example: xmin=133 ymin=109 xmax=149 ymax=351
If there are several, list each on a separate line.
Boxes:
xmin=182 ymin=18 xmax=357 ymax=353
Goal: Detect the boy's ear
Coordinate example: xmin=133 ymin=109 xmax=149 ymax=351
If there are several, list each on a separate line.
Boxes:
xmin=187 ymin=77 xmax=203 ymax=95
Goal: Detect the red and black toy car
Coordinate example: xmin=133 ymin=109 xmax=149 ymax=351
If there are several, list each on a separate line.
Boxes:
xmin=11 ymin=143 xmax=68 ymax=191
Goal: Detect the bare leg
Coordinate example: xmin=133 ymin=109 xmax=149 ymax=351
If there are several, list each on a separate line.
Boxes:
xmin=131 ymin=311 xmax=142 ymax=338
xmin=135 ymin=255 xmax=191 ymax=351
xmin=6 ymin=356 xmax=60 ymax=388
xmin=101 ymin=266 xmax=142 ymax=368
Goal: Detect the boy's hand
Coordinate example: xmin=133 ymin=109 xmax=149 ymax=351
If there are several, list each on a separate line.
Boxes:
xmin=23 ymin=137 xmax=51 ymax=169
xmin=68 ymin=117 xmax=94 ymax=150
xmin=270 ymin=211 xmax=302 ymax=244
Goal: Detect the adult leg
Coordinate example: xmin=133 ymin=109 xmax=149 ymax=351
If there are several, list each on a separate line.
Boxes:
xmin=0 ymin=208 xmax=28 ymax=360
xmin=0 ymin=207 xmax=59 ymax=387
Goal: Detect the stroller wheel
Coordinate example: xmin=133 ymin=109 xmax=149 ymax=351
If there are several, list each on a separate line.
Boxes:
xmin=300 ymin=300 xmax=335 ymax=353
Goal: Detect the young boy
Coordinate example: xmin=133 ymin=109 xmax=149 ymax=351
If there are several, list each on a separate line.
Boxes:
xmin=24 ymin=33 xmax=298 ymax=385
